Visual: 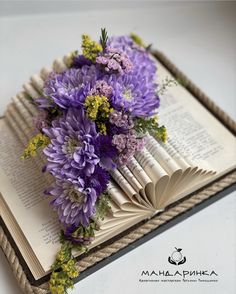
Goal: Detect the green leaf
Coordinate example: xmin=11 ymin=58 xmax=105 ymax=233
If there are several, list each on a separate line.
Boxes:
xmin=95 ymin=191 xmax=111 ymax=221
xmin=134 ymin=116 xmax=167 ymax=143
xmin=157 ymin=77 xmax=178 ymax=96
xmin=100 ymin=28 xmax=108 ymax=51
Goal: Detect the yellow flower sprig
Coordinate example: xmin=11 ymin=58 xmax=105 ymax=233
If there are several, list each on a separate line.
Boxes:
xmin=130 ymin=32 xmax=153 ymax=51
xmin=50 ymin=258 xmax=79 ymax=294
xmin=130 ymin=32 xmax=146 ymax=48
xmin=49 ymin=220 xmax=99 ymax=294
xmin=85 ymin=95 xmax=112 ymax=120
xmin=21 ymin=133 xmax=50 ymax=159
xmin=49 ymin=194 xmax=111 ymax=294
xmin=61 ymin=259 xmax=78 ymax=279
xmin=134 ymin=116 xmax=167 ymax=143
xmin=82 ymin=35 xmax=102 ymax=62
xmin=49 ymin=271 xmax=74 ymax=294
xmin=49 ymin=241 xmax=80 ymax=294
xmin=85 ymin=95 xmax=113 ymax=134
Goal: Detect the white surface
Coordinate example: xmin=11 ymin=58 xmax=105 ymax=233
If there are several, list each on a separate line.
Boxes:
xmin=0 ymin=1 xmax=235 ymax=294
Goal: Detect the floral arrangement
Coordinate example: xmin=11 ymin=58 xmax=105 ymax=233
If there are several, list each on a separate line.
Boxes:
xmin=23 ymin=29 xmax=168 ymax=294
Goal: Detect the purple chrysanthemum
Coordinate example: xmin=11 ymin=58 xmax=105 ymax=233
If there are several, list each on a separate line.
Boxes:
xmin=107 ymin=36 xmax=156 ymax=79
xmin=43 ymin=65 xmax=99 ymax=109
xmin=72 ymin=55 xmax=93 ymax=68
xmin=46 ymin=179 xmax=97 ymax=227
xmin=86 ymin=166 xmax=110 ymax=196
xmin=104 ymin=71 xmax=159 ymax=117
xmin=43 ymin=107 xmax=100 ymax=180
xmin=95 ymin=135 xmax=117 ymax=170
xmin=45 ymin=165 xmax=110 ymax=227
xmin=35 ymin=96 xmax=55 ymax=109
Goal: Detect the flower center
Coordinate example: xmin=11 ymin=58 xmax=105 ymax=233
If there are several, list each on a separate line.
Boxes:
xmin=63 ymin=138 xmax=82 ymax=155
xmin=68 ymin=189 xmax=84 ymax=204
xmin=123 ymin=88 xmax=132 ymax=100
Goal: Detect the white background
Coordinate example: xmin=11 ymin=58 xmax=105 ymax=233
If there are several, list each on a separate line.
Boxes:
xmin=0 ymin=1 xmax=235 ymax=294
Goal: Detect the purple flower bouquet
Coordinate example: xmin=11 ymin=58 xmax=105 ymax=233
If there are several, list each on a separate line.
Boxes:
xmin=22 ymin=29 xmax=166 ymax=293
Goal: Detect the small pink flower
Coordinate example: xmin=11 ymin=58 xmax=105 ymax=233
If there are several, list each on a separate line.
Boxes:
xmin=89 ymin=80 xmax=113 ymax=98
xmin=112 ymin=134 xmax=126 ymax=152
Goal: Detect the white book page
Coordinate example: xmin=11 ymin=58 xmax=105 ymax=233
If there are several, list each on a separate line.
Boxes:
xmin=0 ymin=120 xmax=61 ymax=275
xmin=157 ymin=60 xmax=236 ymax=173
xmin=156 ymin=60 xmax=236 ymax=205
xmin=135 ymin=148 xmax=169 ymax=207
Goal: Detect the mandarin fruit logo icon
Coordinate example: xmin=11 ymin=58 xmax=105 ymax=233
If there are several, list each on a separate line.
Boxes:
xmin=168 ymin=247 xmax=186 ymax=265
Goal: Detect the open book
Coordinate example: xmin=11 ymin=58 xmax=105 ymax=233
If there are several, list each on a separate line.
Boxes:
xmin=0 ymin=55 xmax=235 ymax=282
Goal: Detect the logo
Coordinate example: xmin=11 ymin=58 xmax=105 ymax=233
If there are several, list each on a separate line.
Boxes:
xmin=139 ymin=246 xmax=219 ymax=284
xmin=168 ymin=247 xmax=186 ymax=265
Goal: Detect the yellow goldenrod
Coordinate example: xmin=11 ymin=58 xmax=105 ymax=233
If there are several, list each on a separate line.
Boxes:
xmin=96 ymin=122 xmax=107 ymax=135
xmin=155 ymin=126 xmax=167 ymax=143
xmin=49 ymin=271 xmax=74 ymax=294
xmin=21 ymin=133 xmax=50 ymax=159
xmin=130 ymin=33 xmax=145 ymax=48
xmin=62 ymin=259 xmax=79 ymax=279
xmin=85 ymin=95 xmax=113 ymax=121
xmin=56 ymin=248 xmax=71 ymax=263
xmin=81 ymin=35 xmax=102 ymax=62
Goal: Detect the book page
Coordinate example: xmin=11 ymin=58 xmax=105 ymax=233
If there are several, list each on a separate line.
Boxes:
xmin=0 ymin=119 xmax=61 ymax=276
xmin=117 ymin=165 xmax=153 ymax=208
xmin=106 ymin=181 xmax=155 ymax=215
xmin=145 ymin=135 xmax=185 ymax=205
xmin=5 ymin=102 xmax=51 ymax=183
xmin=135 ymin=148 xmax=169 ymax=207
xmin=127 ymin=157 xmax=154 ymax=206
xmin=157 ymin=69 xmax=236 ymax=171
xmin=156 ymin=60 xmax=236 ymax=205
